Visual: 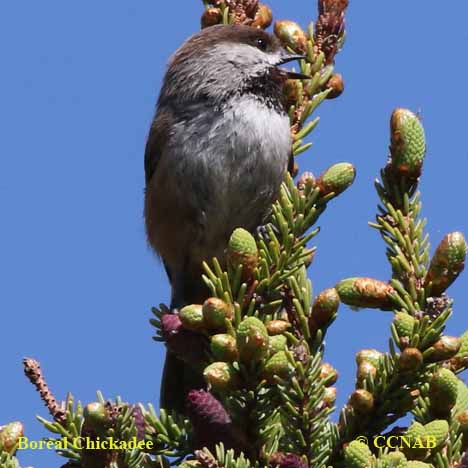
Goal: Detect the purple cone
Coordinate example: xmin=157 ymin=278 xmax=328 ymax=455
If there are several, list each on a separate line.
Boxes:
xmin=186 ymin=390 xmax=248 ymax=454
xmin=161 ymin=314 xmax=206 ymax=365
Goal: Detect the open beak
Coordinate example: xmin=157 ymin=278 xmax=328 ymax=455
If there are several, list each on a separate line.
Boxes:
xmin=275 ymin=54 xmax=311 ymax=80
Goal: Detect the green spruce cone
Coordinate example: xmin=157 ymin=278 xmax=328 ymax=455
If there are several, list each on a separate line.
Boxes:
xmin=336 ymin=277 xmax=395 ymax=310
xmin=393 ymin=312 xmax=416 ymax=340
xmin=236 ymin=316 xmax=269 ymax=362
xmin=211 ymin=334 xmax=239 ymax=362
xmin=425 ymin=231 xmax=467 ymax=296
xmin=264 ymin=351 xmax=292 ymax=383
xmin=406 ymin=462 xmax=433 ymax=468
xmin=425 ymin=336 xmax=461 ymax=363
xmin=202 ymin=297 xmax=234 ymax=331
xmin=457 ymin=330 xmax=468 ymax=357
xmin=429 ymin=368 xmax=459 ymax=416
xmin=451 ymin=330 xmax=468 ymax=371
xmin=389 ymin=108 xmax=426 ymax=178
xmin=455 ymin=379 xmax=468 ymax=415
xmin=273 ymin=20 xmax=308 ymax=53
xmin=269 ymin=334 xmax=288 ymax=354
xmin=317 ymin=162 xmax=356 ymax=198
xmin=179 ymin=304 xmax=205 ymax=332
xmin=379 ymin=451 xmax=407 ymax=468
xmin=404 ymin=421 xmax=429 ymax=460
xmin=203 ymin=362 xmax=239 ymax=392
xmin=455 ymin=330 xmax=468 ymax=357
xmin=343 ymin=440 xmax=373 ymax=468
xmin=0 ymin=422 xmax=24 ymax=455
xmin=227 ymin=228 xmax=258 ymax=281
xmin=423 ymin=419 xmax=449 ymax=448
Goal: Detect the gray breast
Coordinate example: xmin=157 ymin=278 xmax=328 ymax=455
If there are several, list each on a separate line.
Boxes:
xmin=169 ymin=95 xmax=291 ymax=257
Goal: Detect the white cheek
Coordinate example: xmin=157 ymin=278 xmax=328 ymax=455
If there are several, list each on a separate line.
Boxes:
xmin=211 ymin=43 xmax=280 ymax=69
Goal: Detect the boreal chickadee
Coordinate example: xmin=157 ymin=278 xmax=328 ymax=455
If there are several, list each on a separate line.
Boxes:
xmin=144 ymin=24 xmax=308 ymax=412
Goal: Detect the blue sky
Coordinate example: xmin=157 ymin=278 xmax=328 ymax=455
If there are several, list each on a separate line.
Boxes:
xmin=1 ymin=1 xmax=467 ymax=466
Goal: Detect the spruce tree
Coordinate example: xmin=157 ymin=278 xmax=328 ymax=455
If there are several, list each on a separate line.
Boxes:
xmin=2 ymin=1 xmax=468 ymax=467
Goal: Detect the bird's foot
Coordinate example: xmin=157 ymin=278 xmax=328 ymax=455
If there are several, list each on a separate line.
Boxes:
xmin=256 ymin=222 xmax=280 ymax=242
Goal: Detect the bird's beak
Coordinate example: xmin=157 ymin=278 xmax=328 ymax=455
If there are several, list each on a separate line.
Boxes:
xmin=275 ymin=54 xmax=311 ymax=80
xmin=279 ymin=54 xmax=307 ymax=65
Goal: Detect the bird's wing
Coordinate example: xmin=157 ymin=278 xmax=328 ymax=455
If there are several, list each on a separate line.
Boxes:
xmin=144 ymin=108 xmax=174 ymax=184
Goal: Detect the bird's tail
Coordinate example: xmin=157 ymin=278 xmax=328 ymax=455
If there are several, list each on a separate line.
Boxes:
xmin=160 ymin=352 xmax=205 ymax=415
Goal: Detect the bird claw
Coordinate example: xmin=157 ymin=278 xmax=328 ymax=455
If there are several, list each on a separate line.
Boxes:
xmin=256 ymin=223 xmax=279 ymax=242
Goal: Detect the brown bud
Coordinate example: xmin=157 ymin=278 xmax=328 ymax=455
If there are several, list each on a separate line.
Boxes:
xmin=274 ymin=20 xmax=308 ymax=53
xmin=303 ymin=250 xmax=315 ymax=268
xmin=320 ymin=363 xmax=338 ymax=386
xmin=251 ymin=3 xmax=273 ymax=29
xmin=399 ymin=347 xmax=423 ymax=371
xmin=349 ymin=389 xmax=374 ymax=414
xmin=356 ymin=349 xmax=383 ymax=367
xmin=311 ymin=288 xmax=340 ymax=326
xmin=307 ymin=316 xmax=319 ymax=336
xmin=283 ymin=79 xmax=301 ymax=108
xmin=291 ymin=161 xmax=299 ymax=178
xmin=425 ymin=336 xmax=462 ymax=363
xmin=202 ymin=297 xmax=234 ymax=331
xmin=458 ymin=410 xmax=468 ymax=433
xmin=204 ymin=362 xmax=240 ymax=392
xmin=356 ymin=361 xmax=377 ymax=387
xmin=0 ymin=422 xmax=24 ymax=455
xmin=325 ymin=73 xmax=344 ymax=99
xmin=323 ymin=387 xmax=337 ymax=407
xmin=297 ymin=171 xmax=316 ymax=193
xmin=266 ymin=319 xmax=291 ymax=335
xmin=201 ymin=8 xmax=222 ymax=28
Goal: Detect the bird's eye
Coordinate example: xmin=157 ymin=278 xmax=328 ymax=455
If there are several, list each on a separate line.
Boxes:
xmin=255 ymin=37 xmax=268 ymax=51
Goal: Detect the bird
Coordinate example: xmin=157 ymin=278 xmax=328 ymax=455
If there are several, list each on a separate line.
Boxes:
xmin=144 ymin=24 xmax=307 ymax=413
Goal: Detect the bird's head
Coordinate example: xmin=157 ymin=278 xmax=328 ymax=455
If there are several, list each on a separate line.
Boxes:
xmin=159 ymin=24 xmax=308 ymax=106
